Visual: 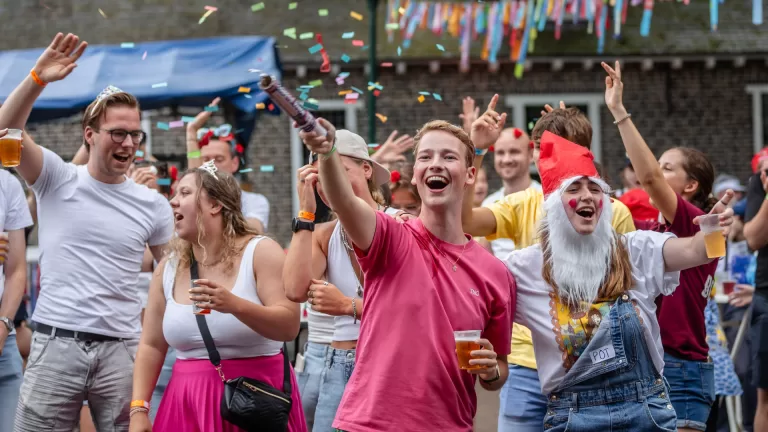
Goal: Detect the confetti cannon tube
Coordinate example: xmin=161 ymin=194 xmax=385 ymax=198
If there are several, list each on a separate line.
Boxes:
xmin=259 ymin=74 xmax=327 ymax=137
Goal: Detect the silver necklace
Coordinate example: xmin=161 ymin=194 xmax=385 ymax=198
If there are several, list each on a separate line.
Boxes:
xmin=425 ymin=232 xmax=467 ymax=272
xmin=339 ymin=227 xmax=364 ymax=297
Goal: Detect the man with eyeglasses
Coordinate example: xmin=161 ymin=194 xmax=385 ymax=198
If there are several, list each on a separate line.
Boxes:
xmin=0 ymin=33 xmax=173 ymax=431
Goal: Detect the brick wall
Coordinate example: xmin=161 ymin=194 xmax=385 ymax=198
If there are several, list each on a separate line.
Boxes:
xmin=23 ymin=60 xmax=768 ymax=245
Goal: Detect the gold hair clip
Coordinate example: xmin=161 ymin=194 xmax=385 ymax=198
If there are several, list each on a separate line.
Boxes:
xmin=90 ymin=85 xmax=125 ymax=115
xmin=199 ymin=160 xmax=219 ymax=180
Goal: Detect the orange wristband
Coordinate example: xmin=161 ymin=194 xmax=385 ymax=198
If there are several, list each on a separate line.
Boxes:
xmin=130 ymin=400 xmax=150 ymax=410
xmin=298 ymin=211 xmax=315 ymax=222
xmin=30 ymin=69 xmax=46 ymax=87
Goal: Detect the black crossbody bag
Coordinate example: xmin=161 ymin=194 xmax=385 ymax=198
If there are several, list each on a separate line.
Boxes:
xmin=191 ymin=259 xmax=292 ymax=432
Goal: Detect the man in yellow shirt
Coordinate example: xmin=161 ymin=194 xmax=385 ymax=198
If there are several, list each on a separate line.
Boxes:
xmin=465 ymin=96 xmax=636 ymax=431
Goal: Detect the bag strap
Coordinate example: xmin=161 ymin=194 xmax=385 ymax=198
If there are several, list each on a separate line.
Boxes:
xmin=281 ymin=342 xmax=291 ymax=397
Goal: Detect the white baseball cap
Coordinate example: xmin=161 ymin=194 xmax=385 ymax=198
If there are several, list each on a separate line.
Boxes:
xmin=311 ymin=130 xmax=391 ymax=186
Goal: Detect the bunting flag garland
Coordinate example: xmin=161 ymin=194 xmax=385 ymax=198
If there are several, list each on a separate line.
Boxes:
xmin=386 ymin=0 xmax=751 ymax=78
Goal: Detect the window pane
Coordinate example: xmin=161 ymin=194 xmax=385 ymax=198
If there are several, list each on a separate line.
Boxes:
xmin=301 ymin=110 xmax=348 ymax=223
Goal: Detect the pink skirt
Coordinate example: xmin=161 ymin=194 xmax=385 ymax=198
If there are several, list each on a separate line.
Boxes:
xmin=154 ymin=354 xmax=307 ymax=432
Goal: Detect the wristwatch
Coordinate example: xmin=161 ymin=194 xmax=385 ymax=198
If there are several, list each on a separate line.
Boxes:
xmin=0 ymin=317 xmax=13 ymax=333
xmin=292 ymin=218 xmax=315 ymax=233
xmin=479 ymin=364 xmax=501 ymax=384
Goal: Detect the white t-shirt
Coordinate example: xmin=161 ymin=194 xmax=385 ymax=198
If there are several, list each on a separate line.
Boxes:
xmin=30 ymin=148 xmax=174 ymax=338
xmin=241 ymin=190 xmax=270 ymax=230
xmin=0 ymin=170 xmax=33 ymax=302
xmin=503 ymin=230 xmax=680 ymax=395
xmin=481 ymin=180 xmax=542 ymax=259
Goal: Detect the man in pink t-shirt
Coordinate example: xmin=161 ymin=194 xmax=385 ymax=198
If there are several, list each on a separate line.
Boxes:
xmin=300 ymin=118 xmax=514 ymax=431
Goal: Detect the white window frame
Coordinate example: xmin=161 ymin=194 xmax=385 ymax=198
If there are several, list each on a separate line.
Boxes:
xmin=290 ymin=100 xmax=362 ymax=217
xmin=746 ymin=84 xmax=768 ymax=154
xmin=504 ymin=93 xmax=605 ymax=162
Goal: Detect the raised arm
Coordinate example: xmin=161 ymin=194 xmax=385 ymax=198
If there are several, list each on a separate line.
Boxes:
xmin=129 ymin=261 xmax=170 ymax=431
xmin=0 ymin=33 xmax=87 ymax=185
xmin=284 ymin=165 xmax=329 ymax=303
xmin=462 ymin=94 xmax=507 ymax=237
xmin=185 ymin=97 xmax=220 ymax=170
xmin=602 ymin=61 xmax=678 ymax=223
xmin=300 ymin=119 xmax=377 ymax=252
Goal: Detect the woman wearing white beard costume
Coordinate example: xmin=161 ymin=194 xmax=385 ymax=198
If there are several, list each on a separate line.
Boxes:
xmin=502 ymin=131 xmax=733 ymax=432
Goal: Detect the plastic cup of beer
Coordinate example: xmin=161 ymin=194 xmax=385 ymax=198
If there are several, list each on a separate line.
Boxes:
xmin=0 ymin=129 xmax=22 ymax=168
xmin=0 ymin=232 xmax=7 ymax=264
xmin=698 ymin=214 xmax=725 ymax=259
xmin=454 ymin=330 xmax=483 ymax=370
xmin=191 ymin=281 xmax=211 ymax=315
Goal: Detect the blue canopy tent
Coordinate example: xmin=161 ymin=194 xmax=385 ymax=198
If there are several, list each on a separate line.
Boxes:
xmin=0 ymin=36 xmax=282 ymax=158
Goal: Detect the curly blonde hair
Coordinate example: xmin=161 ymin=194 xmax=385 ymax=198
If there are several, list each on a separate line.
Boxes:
xmin=169 ymin=168 xmax=260 ymax=275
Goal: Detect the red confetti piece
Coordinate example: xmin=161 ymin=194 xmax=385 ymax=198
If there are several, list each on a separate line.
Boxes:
xmin=352 ymin=40 xmax=364 ymax=47
xmin=373 ymin=90 xmax=381 ymax=97
xmin=381 ymin=62 xmax=393 ymax=67
xmin=513 ymin=128 xmax=523 ymax=138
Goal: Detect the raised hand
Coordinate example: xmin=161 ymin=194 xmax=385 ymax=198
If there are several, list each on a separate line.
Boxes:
xmin=371 ymin=130 xmax=414 ymax=163
xmin=33 ymin=33 xmax=88 ymax=83
xmin=299 ymin=118 xmax=336 ymax=155
xmin=188 ymin=97 xmax=221 ymax=131
xmin=459 ymin=97 xmax=480 ymax=134
xmin=602 ymin=61 xmax=625 ymax=115
xmin=297 ymin=164 xmax=318 ymax=215
xmin=693 ymin=189 xmax=736 ymax=236
xmin=470 ymin=94 xmax=507 ymax=151
xmin=541 ymin=100 xmax=566 ymax=117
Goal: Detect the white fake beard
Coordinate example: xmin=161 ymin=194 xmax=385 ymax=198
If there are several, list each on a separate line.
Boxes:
xmin=540 ymin=184 xmax=615 ymax=309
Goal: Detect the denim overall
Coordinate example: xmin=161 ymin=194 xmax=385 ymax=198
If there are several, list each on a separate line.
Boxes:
xmin=543 ymin=294 xmax=677 ymax=432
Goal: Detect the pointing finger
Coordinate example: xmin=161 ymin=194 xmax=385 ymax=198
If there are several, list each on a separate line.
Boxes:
xmin=487 ymin=94 xmax=499 ymax=111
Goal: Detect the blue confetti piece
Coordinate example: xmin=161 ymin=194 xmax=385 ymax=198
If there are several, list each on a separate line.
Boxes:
xmin=338 ymin=72 xmax=350 ymax=79
xmin=156 ymin=178 xmax=172 ymax=186
xmin=204 ymin=106 xmax=219 ymax=112
xmin=418 ymin=91 xmax=431 ymax=95
xmin=298 ymin=85 xmax=314 ymax=90
xmin=135 ymin=150 xmax=144 ymax=157
xmin=120 ymin=42 xmax=135 ymax=48
xmin=299 ymin=92 xmax=309 ymax=101
xmin=308 ymin=44 xmax=324 ymax=54
xmin=351 ymin=86 xmax=364 ymax=94
xmin=181 ymin=116 xmax=196 ymax=123
xmin=342 ymin=32 xmax=355 ymax=39
xmin=151 ymin=82 xmax=168 ymax=88
xmin=367 ymin=143 xmax=379 ymax=148
xmin=397 ymin=46 xmax=402 ymax=56
xmin=239 ymin=168 xmax=254 ymax=173
xmin=304 ymin=102 xmax=319 ymax=110
xmin=341 ymin=54 xmax=350 ymax=63
xmin=368 ymin=82 xmax=383 ymax=90
xmin=259 ymin=165 xmax=275 ymax=173
xmin=436 ymin=44 xmax=445 ymax=51
xmin=361 ymin=46 xmax=369 ymax=51
xmin=432 ymin=93 xmax=442 ymax=101
xmin=244 ymin=94 xmax=252 ymax=98
xmin=156 ymin=122 xmax=170 ymax=130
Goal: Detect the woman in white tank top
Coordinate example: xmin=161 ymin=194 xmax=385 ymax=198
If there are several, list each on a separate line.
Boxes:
xmin=284 ymin=130 xmax=398 ymax=431
xmin=129 ymin=162 xmax=306 ymax=432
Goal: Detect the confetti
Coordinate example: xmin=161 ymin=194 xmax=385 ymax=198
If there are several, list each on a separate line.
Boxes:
xmin=156 ymin=122 xmax=170 ymax=130
xmin=142 ymin=51 xmax=147 ymax=60
xmin=345 ymin=93 xmax=360 ymax=100
xmin=304 ymin=102 xmax=319 ymax=110
xmin=169 ymin=120 xmax=185 ymax=128
xmin=204 ymin=5 xmax=218 ymax=11
xmin=373 ymin=89 xmax=381 ymax=97
xmin=259 ymin=165 xmax=275 ymax=173
xmin=204 ymin=106 xmax=219 ymax=112
xmin=318 ymin=9 xmax=328 ymax=16
xmin=288 ymin=2 xmax=297 ymax=9
xmin=352 ymin=40 xmax=364 ymax=47
xmin=156 ymin=178 xmax=172 ymax=186
xmin=376 ymin=113 xmax=388 ymax=123
xmin=181 ymin=116 xmax=196 ymax=123
xmin=381 ymin=62 xmax=393 ymax=67
xmin=418 ymin=91 xmax=431 ymax=95
xmin=385 ymin=23 xmax=400 ymax=30
xmin=239 ymin=168 xmax=254 ymax=173
xmin=268 ymin=103 xmax=274 ymax=110
xmin=433 ymin=93 xmax=442 ymax=101
xmin=418 ymin=95 xmax=425 ymax=103
xmin=298 ymin=85 xmax=314 ymax=90
xmin=350 ymin=11 xmax=363 ymax=20
xmin=187 ymin=150 xmax=202 ymax=158
xmin=368 ymin=82 xmax=383 ymax=90
xmin=308 ymin=44 xmax=324 ymax=54
xmin=251 ymin=2 xmax=265 ymax=12
xmin=152 ymin=82 xmax=168 ymax=88
xmin=299 ymin=32 xmax=314 ymax=40
xmin=342 ymin=32 xmax=355 ymax=39
xmin=351 ymin=86 xmax=365 ymax=94
xmin=283 ymin=28 xmax=297 ymax=39
xmin=308 ymin=79 xmax=323 ymax=87
xmin=135 ymin=150 xmax=144 ymax=157
xmin=235 ymin=87 xmax=249 ymax=93
xmin=397 ymin=46 xmax=402 ymax=56
xmin=341 ymin=54 xmax=350 ymax=63
xmin=299 ymin=92 xmax=309 ymax=101
xmin=98 ymin=8 xmax=108 ymax=18
xmin=256 ymin=102 xmax=266 ymax=109
xmin=199 ymin=9 xmax=215 ymax=24
xmin=120 ymin=42 xmax=135 ymax=49
xmin=338 ymin=90 xmax=352 ymax=95
xmin=337 ymin=72 xmax=350 ymax=79
xmin=436 ymin=44 xmax=445 ymax=51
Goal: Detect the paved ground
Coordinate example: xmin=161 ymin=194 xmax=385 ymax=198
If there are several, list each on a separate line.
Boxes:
xmin=474 ymin=381 xmax=500 ymax=432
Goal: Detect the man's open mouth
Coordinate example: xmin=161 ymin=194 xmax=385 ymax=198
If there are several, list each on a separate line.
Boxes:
xmin=426 ymin=175 xmax=449 ymax=191
xmin=114 ymin=154 xmax=130 ymax=163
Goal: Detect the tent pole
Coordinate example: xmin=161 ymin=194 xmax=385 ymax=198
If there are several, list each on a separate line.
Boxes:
xmin=367 ymin=0 xmax=378 ymax=146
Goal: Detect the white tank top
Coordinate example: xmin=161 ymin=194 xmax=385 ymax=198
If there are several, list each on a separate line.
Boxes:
xmin=162 ymin=237 xmax=282 ymax=360
xmin=326 ymin=222 xmax=363 ymax=342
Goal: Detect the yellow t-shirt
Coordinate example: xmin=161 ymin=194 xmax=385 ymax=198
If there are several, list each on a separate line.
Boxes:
xmin=487 ymin=188 xmax=637 ymax=369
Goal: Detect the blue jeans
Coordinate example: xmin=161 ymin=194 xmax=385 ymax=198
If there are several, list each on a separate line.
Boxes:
xmin=544 ymin=295 xmax=677 ymax=432
xmin=0 ymin=334 xmax=23 ymax=432
xmin=297 ymin=342 xmax=329 ymax=430
xmin=662 ymin=352 xmax=715 ymax=431
xmin=150 ymin=348 xmax=176 ymax=420
xmin=313 ymin=348 xmax=356 ymax=432
xmin=498 ymin=364 xmax=548 ymax=431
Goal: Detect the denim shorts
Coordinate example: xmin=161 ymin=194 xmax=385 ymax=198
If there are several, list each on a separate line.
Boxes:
xmin=297 ymin=342 xmax=329 ymax=430
xmin=498 ymin=364 xmax=548 ymax=431
xmin=662 ymin=352 xmax=715 ymax=431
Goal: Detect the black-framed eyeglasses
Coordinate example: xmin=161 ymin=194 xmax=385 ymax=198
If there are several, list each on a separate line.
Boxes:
xmin=98 ymin=129 xmax=146 ymax=144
